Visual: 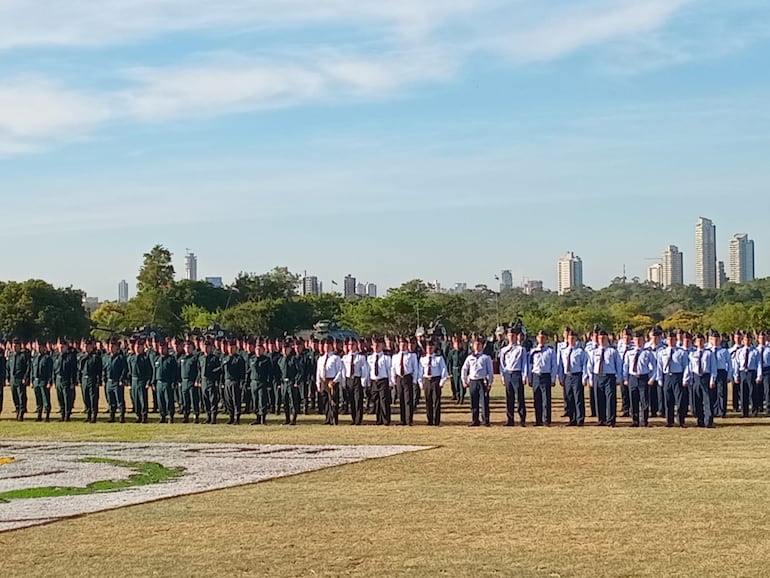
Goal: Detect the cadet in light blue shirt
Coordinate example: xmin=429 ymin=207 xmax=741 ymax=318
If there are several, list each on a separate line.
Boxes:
xmin=733 ymin=333 xmax=763 ymax=417
xmin=622 ymin=332 xmax=657 ymax=427
xmin=557 ymin=330 xmax=589 ymax=426
xmin=685 ymin=334 xmax=717 ymax=428
xmin=498 ymin=328 xmax=528 ymax=426
xmin=527 ymin=330 xmax=558 ymax=426
xmin=616 ymin=326 xmax=633 ymax=418
xmin=708 ymin=331 xmax=732 ymax=418
xmin=757 ymin=331 xmax=770 ymax=416
xmin=656 ymin=331 xmax=690 ymax=427
xmin=587 ymin=330 xmax=623 ymax=426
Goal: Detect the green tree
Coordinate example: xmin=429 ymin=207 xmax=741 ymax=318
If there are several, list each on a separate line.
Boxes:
xmin=91 ymin=302 xmax=127 ymax=340
xmin=0 ymin=280 xmax=89 ymax=340
xmin=136 ymin=245 xmax=175 ymax=292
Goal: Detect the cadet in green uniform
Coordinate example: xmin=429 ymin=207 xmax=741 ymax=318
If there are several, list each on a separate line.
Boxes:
xmin=7 ymin=338 xmax=32 ymax=421
xmin=179 ymin=340 xmax=201 ymax=423
xmin=153 ymin=341 xmax=180 ymax=423
xmin=0 ymin=342 xmax=6 ymax=416
xmin=78 ymin=339 xmax=103 ymax=423
xmin=447 ymin=335 xmax=469 ymax=404
xmin=248 ymin=343 xmax=273 ymax=425
xmin=222 ymin=340 xmax=247 ymax=425
xmin=278 ymin=341 xmax=301 ymax=425
xmin=53 ymin=339 xmax=79 ymax=421
xmin=102 ymin=340 xmax=128 ymax=423
xmin=241 ymin=340 xmax=253 ymax=416
xmin=128 ymin=340 xmax=154 ymax=423
xmin=198 ymin=340 xmax=222 ymax=424
xmin=268 ymin=340 xmax=282 ymax=415
xmin=31 ymin=340 xmax=54 ymax=422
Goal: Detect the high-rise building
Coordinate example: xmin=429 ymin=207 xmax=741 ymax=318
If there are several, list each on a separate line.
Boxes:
xmin=356 ymin=282 xmax=366 ymax=296
xmin=205 ymin=276 xmax=223 ymax=288
xmin=523 ymin=279 xmax=543 ymax=295
xmin=365 ymin=282 xmax=377 ymax=298
xmin=557 ymin=252 xmax=583 ymax=295
xmin=302 ymin=275 xmax=320 ymax=296
xmin=343 ymin=275 xmax=356 ymax=298
xmin=695 ymin=217 xmax=717 ymax=289
xmin=184 ymin=250 xmax=198 ymax=282
xmin=118 ymin=280 xmax=129 ymax=304
xmin=728 ymin=233 xmax=755 ymax=284
xmin=449 ymin=283 xmax=467 ymax=294
xmin=500 ymin=270 xmax=513 ymax=291
xmin=661 ymin=245 xmax=684 ymax=288
xmin=717 ymin=261 xmax=728 ymax=289
xmin=647 ymin=263 xmax=663 ymax=285
xmin=82 ymin=295 xmax=100 ymax=314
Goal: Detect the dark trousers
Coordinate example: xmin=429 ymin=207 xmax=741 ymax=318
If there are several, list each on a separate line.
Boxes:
xmin=693 ymin=374 xmax=714 ymax=427
xmin=202 ymin=383 xmax=220 ymax=417
xmin=763 ymin=370 xmax=770 ymax=415
xmin=396 ymin=375 xmax=415 ymax=425
xmin=346 ymin=377 xmax=365 ymax=425
xmin=282 ymin=382 xmax=301 ymax=421
xmin=131 ymin=382 xmax=148 ymax=418
xmin=105 ymin=382 xmax=125 ymax=413
xmin=82 ymin=383 xmax=99 ymax=417
xmin=33 ymin=384 xmax=51 ymax=412
xmin=595 ymin=374 xmax=617 ymax=426
xmin=564 ymin=373 xmax=584 ymax=425
xmin=181 ymin=382 xmax=200 ymax=416
xmin=156 ymin=382 xmax=174 ymax=418
xmin=589 ymin=379 xmax=597 ymax=417
xmin=372 ymin=379 xmax=391 ymax=425
xmin=424 ymin=377 xmax=442 ymax=425
xmin=649 ymin=380 xmax=659 ymax=416
xmin=324 ymin=381 xmax=340 ymax=425
xmin=451 ymin=373 xmax=462 ymax=401
xmin=663 ymin=373 xmax=686 ymax=425
xmin=251 ymin=382 xmax=270 ymax=417
xmin=732 ymin=376 xmax=741 ymax=412
xmin=469 ymin=379 xmax=490 ymax=425
xmin=224 ymin=380 xmax=242 ymax=418
xmin=658 ymin=382 xmax=667 ymax=417
xmin=713 ymin=369 xmax=728 ymax=417
xmin=739 ymin=371 xmax=759 ymax=417
xmin=629 ymin=375 xmax=649 ymax=426
xmin=620 ymin=381 xmax=630 ymax=416
xmin=503 ymin=372 xmax=526 ymax=425
xmin=56 ymin=383 xmax=76 ymax=418
xmin=532 ymin=373 xmax=552 ymax=426
xmin=11 ymin=384 xmax=28 ymax=414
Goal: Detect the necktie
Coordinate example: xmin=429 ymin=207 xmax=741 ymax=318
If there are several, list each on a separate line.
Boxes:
xmin=597 ymin=348 xmax=604 ymax=375
xmin=427 ymin=355 xmax=432 ymax=377
xmin=373 ymin=354 xmax=379 ymax=378
xmin=744 ymin=347 xmax=749 ymax=371
xmin=324 ymin=355 xmax=329 ymax=376
xmin=633 ymin=349 xmax=641 ymax=374
xmin=566 ymin=348 xmax=572 ymax=374
xmin=400 ymin=353 xmax=405 ymax=376
xmin=349 ymin=354 xmax=355 ymax=378
xmin=698 ymin=351 xmax=703 ymax=375
xmin=665 ymin=348 xmax=672 ymax=372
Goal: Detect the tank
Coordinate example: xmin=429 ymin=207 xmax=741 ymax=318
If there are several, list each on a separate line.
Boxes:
xmin=295 ymin=320 xmax=359 ymax=342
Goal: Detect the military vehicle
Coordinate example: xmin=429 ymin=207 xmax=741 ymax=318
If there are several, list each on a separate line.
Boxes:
xmin=295 ymin=320 xmax=359 ymax=342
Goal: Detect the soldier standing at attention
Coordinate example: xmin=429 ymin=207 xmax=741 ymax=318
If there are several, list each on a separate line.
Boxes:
xmin=391 ymin=337 xmax=420 ymax=426
xmin=446 ymin=335 xmax=468 ymax=405
xmin=757 ymin=331 xmax=770 ymax=415
xmin=7 ymin=338 xmax=31 ymax=421
xmin=622 ymin=332 xmax=656 ymax=427
xmin=179 ymin=340 xmax=201 ymax=423
xmin=461 ymin=337 xmax=495 ymax=427
xmin=709 ymin=331 xmax=731 ymax=418
xmin=198 ymin=340 xmax=223 ymax=424
xmin=558 ymin=330 xmax=588 ymax=427
xmin=78 ymin=339 xmax=103 ymax=424
xmin=684 ymin=333 xmax=717 ymax=428
xmin=54 ymin=339 xmax=79 ymax=422
xmin=249 ymin=342 xmax=273 ymax=425
xmin=418 ymin=341 xmax=448 ymax=426
xmin=527 ymin=331 xmax=558 ymax=427
xmin=655 ymin=332 xmax=689 ymax=427
xmin=616 ymin=327 xmax=633 ymax=418
xmin=343 ymin=338 xmax=369 ymax=426
xmin=499 ymin=327 xmax=528 ymax=427
xmin=31 ymin=340 xmax=54 ymax=422
xmin=128 ymin=340 xmax=153 ymax=424
xmin=587 ymin=330 xmax=623 ymax=427
xmin=0 ymin=340 xmax=6 ymax=417
xmin=368 ymin=338 xmax=392 ymax=425
xmin=277 ymin=341 xmax=301 ymax=426
xmin=316 ymin=338 xmax=345 ymax=425
xmin=102 ymin=339 xmax=128 ymax=423
xmin=153 ymin=341 xmax=179 ymax=424
xmin=222 ymin=340 xmax=247 ymax=425
xmin=733 ymin=333 xmax=762 ymax=418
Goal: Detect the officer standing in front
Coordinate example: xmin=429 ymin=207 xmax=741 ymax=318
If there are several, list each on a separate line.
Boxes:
xmin=461 ymin=337 xmax=495 ymax=427
xmin=558 ymin=330 xmax=588 ymax=427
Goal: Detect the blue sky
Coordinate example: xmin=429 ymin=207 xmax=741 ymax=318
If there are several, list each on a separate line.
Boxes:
xmin=1 ymin=0 xmax=769 ymax=300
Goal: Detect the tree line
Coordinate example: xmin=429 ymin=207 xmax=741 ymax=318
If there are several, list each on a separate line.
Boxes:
xmin=2 ymin=245 xmax=769 ymax=341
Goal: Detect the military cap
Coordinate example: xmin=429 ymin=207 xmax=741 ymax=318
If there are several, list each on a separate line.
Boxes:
xmin=709 ymin=329 xmax=720 ymax=338
xmin=634 ymin=331 xmax=645 ymax=339
xmin=508 ymin=326 xmax=522 ymax=335
xmin=598 ymin=329 xmax=608 ymax=337
xmin=11 ymin=337 xmax=21 ymax=344
xmin=682 ymin=332 xmax=692 ymax=339
xmin=592 ymin=325 xmax=601 ymax=334
xmin=536 ymin=330 xmax=547 ymax=337
xmin=622 ymin=325 xmax=633 ymax=336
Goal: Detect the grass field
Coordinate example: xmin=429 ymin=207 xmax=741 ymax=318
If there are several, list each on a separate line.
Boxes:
xmin=1 ymin=385 xmax=770 ymax=577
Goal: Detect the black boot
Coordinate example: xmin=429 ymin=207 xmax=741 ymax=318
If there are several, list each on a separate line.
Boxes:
xmin=44 ymin=410 xmax=50 ymax=423
xmin=108 ymin=412 xmax=116 ymax=423
xmin=119 ymin=412 xmax=125 ymax=423
xmin=290 ymin=414 xmax=297 ymax=426
xmin=183 ymin=413 xmax=189 ymax=424
xmin=194 ymin=414 xmax=200 ymax=424
xmin=36 ymin=411 xmax=43 ymax=422
xmin=85 ymin=413 xmax=92 ymax=423
xmin=90 ymin=414 xmax=97 ymax=423
xmin=169 ymin=415 xmax=175 ymax=424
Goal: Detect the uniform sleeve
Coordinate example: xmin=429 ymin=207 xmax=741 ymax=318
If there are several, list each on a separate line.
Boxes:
xmin=334 ymin=357 xmax=345 ymax=386
xmin=683 ymin=356 xmax=692 ymax=386
xmin=439 ymin=357 xmax=449 ymax=387
xmin=550 ymin=351 xmax=558 ymax=384
xmin=460 ymin=357 xmax=470 ymax=384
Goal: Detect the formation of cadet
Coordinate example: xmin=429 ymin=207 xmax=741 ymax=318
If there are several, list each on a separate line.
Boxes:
xmin=1 ymin=326 xmax=769 ymax=429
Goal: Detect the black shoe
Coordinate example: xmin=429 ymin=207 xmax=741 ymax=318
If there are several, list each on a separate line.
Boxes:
xmin=108 ymin=413 xmax=116 ymax=423
xmin=183 ymin=415 xmax=189 ymax=424
xmin=119 ymin=414 xmax=125 ymax=423
xmin=135 ymin=416 xmax=142 ymax=423
xmin=194 ymin=415 xmax=200 ymax=424
xmin=227 ymin=417 xmax=235 ymax=425
xmin=234 ymin=417 xmax=240 ymax=425
xmin=504 ymin=421 xmax=514 ymax=427
xmin=469 ymin=422 xmax=480 ymax=427
xmin=169 ymin=416 xmax=175 ymax=424
xmin=250 ymin=419 xmax=260 ymax=425
xmin=160 ymin=417 xmax=167 ymax=424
